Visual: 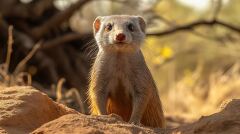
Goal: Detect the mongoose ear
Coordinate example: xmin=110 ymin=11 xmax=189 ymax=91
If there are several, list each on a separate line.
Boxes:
xmin=137 ymin=16 xmax=146 ymax=33
xmin=93 ymin=16 xmax=102 ymax=35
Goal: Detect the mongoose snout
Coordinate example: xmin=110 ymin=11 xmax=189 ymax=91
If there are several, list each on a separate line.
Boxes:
xmin=115 ymin=33 xmax=126 ymax=42
xmin=88 ymin=15 xmax=166 ymax=128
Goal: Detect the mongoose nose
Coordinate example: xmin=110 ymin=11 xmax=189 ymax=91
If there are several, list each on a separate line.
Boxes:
xmin=116 ymin=33 xmax=126 ymax=42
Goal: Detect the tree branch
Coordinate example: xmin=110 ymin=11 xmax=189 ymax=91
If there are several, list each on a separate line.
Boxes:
xmin=31 ymin=0 xmax=91 ymax=40
xmin=147 ymin=19 xmax=240 ymax=37
xmin=30 ymin=0 xmax=55 ymax=18
xmin=41 ymin=33 xmax=84 ymax=50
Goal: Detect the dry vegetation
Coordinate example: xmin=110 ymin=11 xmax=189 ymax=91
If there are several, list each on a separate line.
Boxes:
xmin=140 ymin=0 xmax=240 ymax=122
xmin=163 ymin=63 xmax=240 ymax=120
xmin=0 ymin=26 xmax=39 ymax=87
xmin=0 ymin=29 xmax=86 ymax=113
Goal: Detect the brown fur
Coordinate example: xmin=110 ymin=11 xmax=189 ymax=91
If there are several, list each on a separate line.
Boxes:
xmin=88 ymin=15 xmax=165 ymax=128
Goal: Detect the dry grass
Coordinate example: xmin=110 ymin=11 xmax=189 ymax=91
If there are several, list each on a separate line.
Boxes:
xmin=0 ymin=26 xmax=41 ymax=87
xmin=163 ymin=63 xmax=240 ymax=120
xmin=55 ymin=78 xmax=86 ymax=113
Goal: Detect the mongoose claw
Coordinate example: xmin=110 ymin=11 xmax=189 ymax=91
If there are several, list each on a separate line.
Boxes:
xmin=129 ymin=120 xmax=141 ymax=126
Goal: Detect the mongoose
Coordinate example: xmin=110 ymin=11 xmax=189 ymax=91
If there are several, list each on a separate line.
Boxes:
xmin=88 ymin=15 xmax=165 ymax=128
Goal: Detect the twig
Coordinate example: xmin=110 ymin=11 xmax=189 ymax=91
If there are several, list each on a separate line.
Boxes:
xmin=15 ymin=72 xmax=32 ymax=86
xmin=147 ymin=19 xmax=240 ymax=37
xmin=13 ymin=41 xmax=42 ymax=75
xmin=5 ymin=26 xmax=14 ymax=73
xmin=67 ymin=88 xmax=86 ymax=114
xmin=56 ymin=78 xmax=66 ymax=102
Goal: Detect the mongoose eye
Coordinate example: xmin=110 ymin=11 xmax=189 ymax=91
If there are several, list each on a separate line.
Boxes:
xmin=105 ymin=23 xmax=113 ymax=32
xmin=127 ymin=23 xmax=134 ymax=32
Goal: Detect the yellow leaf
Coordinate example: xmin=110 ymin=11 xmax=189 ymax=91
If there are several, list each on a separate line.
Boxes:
xmin=161 ymin=46 xmax=174 ymax=59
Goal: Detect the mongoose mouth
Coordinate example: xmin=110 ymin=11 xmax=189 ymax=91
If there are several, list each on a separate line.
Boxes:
xmin=115 ymin=42 xmax=126 ymax=46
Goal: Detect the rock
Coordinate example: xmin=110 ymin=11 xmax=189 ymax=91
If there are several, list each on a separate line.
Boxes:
xmin=32 ymin=113 xmax=163 ymax=134
xmin=32 ymin=99 xmax=240 ymax=134
xmin=172 ymin=99 xmax=240 ymax=134
xmin=0 ymin=86 xmax=78 ymax=134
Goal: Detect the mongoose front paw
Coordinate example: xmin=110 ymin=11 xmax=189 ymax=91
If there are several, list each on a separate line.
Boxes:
xmin=129 ymin=120 xmax=142 ymax=126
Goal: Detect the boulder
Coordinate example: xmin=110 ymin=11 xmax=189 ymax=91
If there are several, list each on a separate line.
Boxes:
xmin=172 ymin=99 xmax=240 ymax=134
xmin=32 ymin=113 xmax=163 ymax=134
xmin=0 ymin=86 xmax=77 ymax=134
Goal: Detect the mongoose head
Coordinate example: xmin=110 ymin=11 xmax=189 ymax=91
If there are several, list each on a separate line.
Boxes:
xmin=93 ymin=15 xmax=146 ymax=52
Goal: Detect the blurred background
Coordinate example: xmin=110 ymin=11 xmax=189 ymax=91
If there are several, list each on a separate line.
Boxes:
xmin=0 ymin=0 xmax=240 ymax=126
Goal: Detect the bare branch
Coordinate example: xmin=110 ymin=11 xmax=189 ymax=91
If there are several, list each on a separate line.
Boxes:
xmin=14 ymin=42 xmax=42 ymax=75
xmin=30 ymin=0 xmax=55 ymax=17
xmin=31 ymin=0 xmax=91 ymax=40
xmin=147 ymin=19 xmax=240 ymax=37
xmin=41 ymin=33 xmax=84 ymax=50
xmin=5 ymin=26 xmax=14 ymax=73
xmin=66 ymin=88 xmax=86 ymax=114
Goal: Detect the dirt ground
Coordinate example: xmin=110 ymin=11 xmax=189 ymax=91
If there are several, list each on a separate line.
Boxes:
xmin=0 ymin=86 xmax=239 ymax=134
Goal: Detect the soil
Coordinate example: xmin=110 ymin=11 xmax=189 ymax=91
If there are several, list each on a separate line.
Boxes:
xmin=0 ymin=86 xmax=239 ymax=134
